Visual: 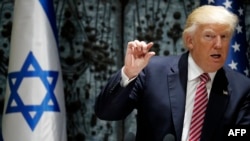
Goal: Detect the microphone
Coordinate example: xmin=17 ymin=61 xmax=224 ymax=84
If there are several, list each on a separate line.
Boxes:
xmin=124 ymin=132 xmax=135 ymax=141
xmin=163 ymin=134 xmax=175 ymax=141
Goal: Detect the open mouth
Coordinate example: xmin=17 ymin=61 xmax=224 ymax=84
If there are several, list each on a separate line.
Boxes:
xmin=210 ymin=54 xmax=221 ymax=59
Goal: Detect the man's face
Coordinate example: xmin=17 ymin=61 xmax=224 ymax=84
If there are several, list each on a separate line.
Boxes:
xmin=186 ymin=24 xmax=232 ymax=72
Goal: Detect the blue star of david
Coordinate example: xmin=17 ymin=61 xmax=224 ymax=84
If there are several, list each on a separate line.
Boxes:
xmin=5 ymin=51 xmax=60 ymax=131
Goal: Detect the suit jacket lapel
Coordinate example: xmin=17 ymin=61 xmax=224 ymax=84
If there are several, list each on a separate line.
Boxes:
xmin=201 ymin=68 xmax=230 ymax=141
xmin=168 ymin=52 xmax=188 ymax=141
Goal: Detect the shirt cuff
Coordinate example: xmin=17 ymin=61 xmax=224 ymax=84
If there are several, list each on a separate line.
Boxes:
xmin=120 ymin=67 xmax=137 ymax=87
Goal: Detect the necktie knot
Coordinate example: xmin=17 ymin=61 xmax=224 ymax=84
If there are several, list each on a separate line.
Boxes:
xmin=199 ymin=73 xmax=210 ymax=83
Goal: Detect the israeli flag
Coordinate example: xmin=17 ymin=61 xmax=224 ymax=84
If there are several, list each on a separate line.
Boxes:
xmin=2 ymin=0 xmax=67 ymax=141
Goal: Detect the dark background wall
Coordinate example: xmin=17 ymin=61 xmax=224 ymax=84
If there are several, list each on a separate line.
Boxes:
xmin=0 ymin=0 xmax=249 ymax=141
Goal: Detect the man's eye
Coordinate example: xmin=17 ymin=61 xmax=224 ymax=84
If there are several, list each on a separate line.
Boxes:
xmin=204 ymin=34 xmax=214 ymax=40
xmin=221 ymin=35 xmax=229 ymax=40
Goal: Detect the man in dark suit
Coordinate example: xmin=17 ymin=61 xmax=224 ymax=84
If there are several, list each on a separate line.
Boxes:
xmin=95 ymin=5 xmax=250 ymax=141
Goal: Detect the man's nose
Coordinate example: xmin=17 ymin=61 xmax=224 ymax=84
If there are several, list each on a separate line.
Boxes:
xmin=214 ymin=36 xmax=222 ymax=48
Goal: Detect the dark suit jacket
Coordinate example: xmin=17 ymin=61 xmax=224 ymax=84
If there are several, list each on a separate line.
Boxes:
xmin=95 ymin=52 xmax=250 ymax=141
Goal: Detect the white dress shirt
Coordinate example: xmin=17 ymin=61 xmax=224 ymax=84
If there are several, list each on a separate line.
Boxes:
xmin=182 ymin=54 xmax=216 ymax=141
xmin=120 ymin=54 xmax=216 ymax=141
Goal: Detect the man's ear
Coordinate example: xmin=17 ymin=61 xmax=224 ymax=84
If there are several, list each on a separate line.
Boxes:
xmin=184 ymin=34 xmax=194 ymax=50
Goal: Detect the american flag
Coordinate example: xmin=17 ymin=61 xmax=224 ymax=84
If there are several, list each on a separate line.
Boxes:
xmin=200 ymin=0 xmax=249 ymax=77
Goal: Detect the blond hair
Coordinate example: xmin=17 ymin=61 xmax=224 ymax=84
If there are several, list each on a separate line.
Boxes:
xmin=182 ymin=5 xmax=238 ymax=47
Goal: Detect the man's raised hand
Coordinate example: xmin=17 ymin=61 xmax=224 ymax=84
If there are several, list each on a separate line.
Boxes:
xmin=124 ymin=40 xmax=155 ymax=79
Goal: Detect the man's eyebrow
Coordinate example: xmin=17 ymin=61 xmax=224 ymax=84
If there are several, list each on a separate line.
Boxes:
xmin=202 ymin=29 xmax=230 ymax=34
xmin=202 ymin=30 xmax=215 ymax=34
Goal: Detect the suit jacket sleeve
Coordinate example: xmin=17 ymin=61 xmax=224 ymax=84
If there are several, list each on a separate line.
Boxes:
xmin=224 ymin=67 xmax=250 ymax=125
xmin=94 ymin=69 xmax=144 ymax=120
xmin=237 ymin=92 xmax=250 ymax=124
xmin=231 ymin=75 xmax=250 ymax=125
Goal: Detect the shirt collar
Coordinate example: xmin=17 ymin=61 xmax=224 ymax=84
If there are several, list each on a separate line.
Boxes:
xmin=188 ymin=54 xmax=216 ymax=82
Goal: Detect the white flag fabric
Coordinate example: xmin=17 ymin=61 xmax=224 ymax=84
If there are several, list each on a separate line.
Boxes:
xmin=2 ymin=0 xmax=67 ymax=141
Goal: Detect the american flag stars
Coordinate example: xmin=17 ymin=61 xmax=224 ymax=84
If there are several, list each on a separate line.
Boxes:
xmin=223 ymin=0 xmax=232 ymax=9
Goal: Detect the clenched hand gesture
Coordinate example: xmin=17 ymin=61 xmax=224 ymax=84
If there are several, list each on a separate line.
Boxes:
xmin=124 ymin=40 xmax=155 ymax=79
